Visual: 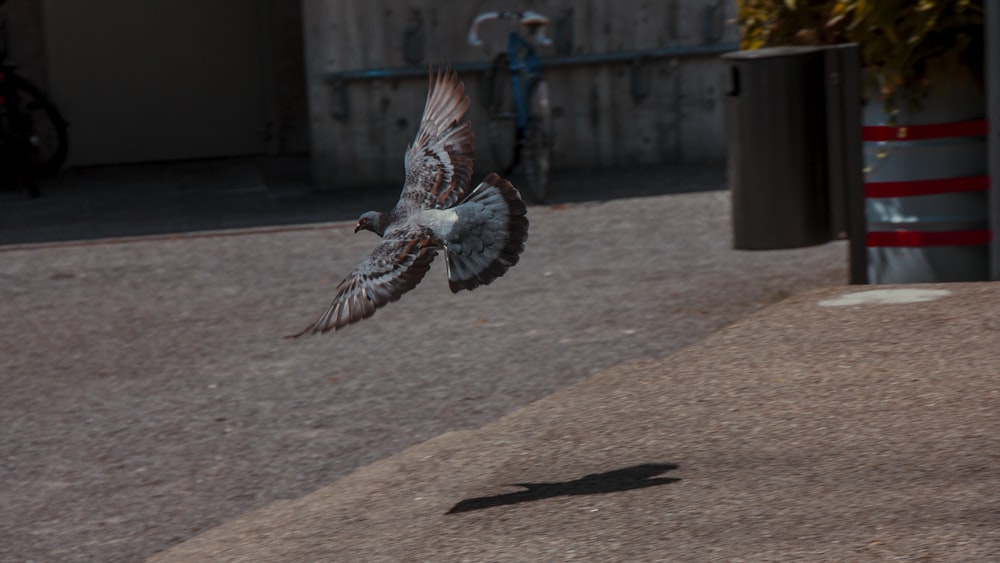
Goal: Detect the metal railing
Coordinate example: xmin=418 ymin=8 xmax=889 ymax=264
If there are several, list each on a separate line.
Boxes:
xmin=324 ymin=42 xmax=739 ymax=120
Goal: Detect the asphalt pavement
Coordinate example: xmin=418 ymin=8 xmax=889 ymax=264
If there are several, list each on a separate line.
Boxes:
xmin=152 ymin=283 xmax=1000 ymax=561
xmin=1 ymin=158 xmax=857 ymax=561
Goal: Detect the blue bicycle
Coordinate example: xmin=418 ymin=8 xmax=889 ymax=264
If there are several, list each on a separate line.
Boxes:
xmin=469 ymin=10 xmax=553 ymax=203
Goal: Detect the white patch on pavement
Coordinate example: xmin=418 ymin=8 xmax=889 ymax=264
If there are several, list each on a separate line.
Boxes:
xmin=818 ymin=288 xmax=952 ymax=307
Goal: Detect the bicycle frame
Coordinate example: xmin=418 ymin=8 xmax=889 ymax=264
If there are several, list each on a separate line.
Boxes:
xmin=470 ymin=9 xmax=553 ymax=202
xmin=0 ymin=0 xmax=68 ymax=193
xmin=505 ymin=31 xmax=542 ymax=134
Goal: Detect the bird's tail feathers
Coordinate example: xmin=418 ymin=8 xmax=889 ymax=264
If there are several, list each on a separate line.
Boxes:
xmin=445 ymin=173 xmax=528 ymax=292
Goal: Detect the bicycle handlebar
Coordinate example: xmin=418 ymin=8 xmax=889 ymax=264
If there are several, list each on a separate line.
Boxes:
xmin=468 ymin=10 xmax=552 ymax=47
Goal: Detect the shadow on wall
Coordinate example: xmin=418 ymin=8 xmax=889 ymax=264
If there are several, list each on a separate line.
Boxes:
xmin=447 ymin=462 xmax=681 ymax=514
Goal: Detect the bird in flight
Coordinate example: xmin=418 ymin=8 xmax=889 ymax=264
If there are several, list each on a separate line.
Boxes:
xmin=292 ymin=67 xmax=529 ymax=336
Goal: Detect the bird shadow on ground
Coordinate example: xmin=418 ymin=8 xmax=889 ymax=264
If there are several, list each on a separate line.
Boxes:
xmin=447 ymin=463 xmax=681 ymax=514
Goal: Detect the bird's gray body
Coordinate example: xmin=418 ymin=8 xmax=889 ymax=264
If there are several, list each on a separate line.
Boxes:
xmin=293 ymin=68 xmax=528 ymax=335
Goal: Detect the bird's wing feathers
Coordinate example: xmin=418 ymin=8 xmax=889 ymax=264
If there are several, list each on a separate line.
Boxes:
xmin=400 ymin=67 xmax=475 ymax=210
xmin=291 ymin=227 xmax=439 ymax=335
xmin=292 ymin=68 xmax=528 ymax=337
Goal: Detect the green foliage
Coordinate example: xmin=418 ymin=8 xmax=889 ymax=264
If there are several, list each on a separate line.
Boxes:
xmin=736 ymin=0 xmax=984 ymax=105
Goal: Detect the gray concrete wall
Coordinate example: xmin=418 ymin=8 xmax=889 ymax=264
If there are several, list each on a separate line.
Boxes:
xmin=302 ymin=0 xmax=739 ymax=189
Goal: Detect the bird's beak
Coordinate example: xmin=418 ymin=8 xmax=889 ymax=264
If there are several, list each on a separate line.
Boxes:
xmin=354 ymin=223 xmax=363 ymax=233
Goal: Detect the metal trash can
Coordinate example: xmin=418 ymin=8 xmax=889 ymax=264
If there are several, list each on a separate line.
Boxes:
xmin=724 ymin=47 xmax=833 ymax=250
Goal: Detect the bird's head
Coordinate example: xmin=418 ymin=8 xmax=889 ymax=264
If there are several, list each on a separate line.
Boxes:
xmin=355 ymin=211 xmax=388 ymax=237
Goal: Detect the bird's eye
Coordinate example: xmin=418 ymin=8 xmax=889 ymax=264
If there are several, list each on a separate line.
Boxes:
xmin=359 ymin=218 xmax=367 ymax=225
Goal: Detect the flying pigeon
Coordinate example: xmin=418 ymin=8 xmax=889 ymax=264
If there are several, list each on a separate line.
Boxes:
xmin=292 ymin=67 xmax=529 ymax=336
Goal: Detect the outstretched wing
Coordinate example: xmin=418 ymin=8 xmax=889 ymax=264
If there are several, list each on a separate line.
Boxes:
xmin=291 ymin=229 xmax=439 ymax=336
xmin=399 ymin=66 xmax=476 ymax=211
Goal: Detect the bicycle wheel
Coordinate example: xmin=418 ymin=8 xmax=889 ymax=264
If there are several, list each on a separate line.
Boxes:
xmin=8 ymin=73 xmax=69 ymax=175
xmin=486 ymin=53 xmax=519 ymax=175
xmin=521 ymin=77 xmax=552 ymax=203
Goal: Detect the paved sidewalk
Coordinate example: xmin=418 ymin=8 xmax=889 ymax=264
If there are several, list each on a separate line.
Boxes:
xmin=151 ymin=283 xmax=1000 ymax=562
xmin=0 ymin=173 xmax=849 ymax=561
